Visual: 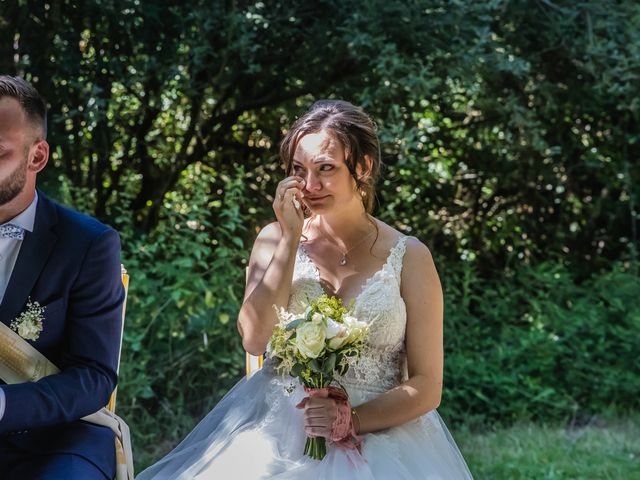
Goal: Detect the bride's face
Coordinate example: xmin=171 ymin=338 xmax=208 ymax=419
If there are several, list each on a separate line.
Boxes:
xmin=292 ymin=130 xmax=358 ymax=214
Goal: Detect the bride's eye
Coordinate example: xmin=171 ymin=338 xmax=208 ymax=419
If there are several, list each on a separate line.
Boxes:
xmin=319 ymin=164 xmax=334 ymax=172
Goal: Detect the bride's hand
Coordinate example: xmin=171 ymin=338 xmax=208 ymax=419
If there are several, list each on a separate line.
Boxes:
xmin=296 ymin=396 xmax=338 ymax=438
xmin=273 ymin=176 xmax=305 ymax=241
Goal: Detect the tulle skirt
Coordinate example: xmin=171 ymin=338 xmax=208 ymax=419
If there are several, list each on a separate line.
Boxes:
xmin=137 ymin=362 xmax=473 ymax=479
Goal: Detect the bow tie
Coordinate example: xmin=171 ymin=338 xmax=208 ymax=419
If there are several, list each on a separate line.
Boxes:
xmin=0 ymin=223 xmax=25 ymax=240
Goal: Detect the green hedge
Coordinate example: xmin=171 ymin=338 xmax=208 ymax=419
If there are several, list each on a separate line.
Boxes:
xmin=440 ymin=259 xmax=639 ymax=428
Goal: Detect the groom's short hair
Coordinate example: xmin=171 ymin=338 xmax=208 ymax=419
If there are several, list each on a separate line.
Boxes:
xmin=0 ymin=75 xmax=47 ymax=139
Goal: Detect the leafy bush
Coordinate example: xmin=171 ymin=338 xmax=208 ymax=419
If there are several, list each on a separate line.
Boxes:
xmin=114 ymin=165 xmax=252 ymax=466
xmin=439 ymin=259 xmax=640 ymax=428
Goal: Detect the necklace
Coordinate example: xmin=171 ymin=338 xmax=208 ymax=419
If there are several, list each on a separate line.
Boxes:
xmin=316 ymin=226 xmax=376 ymax=266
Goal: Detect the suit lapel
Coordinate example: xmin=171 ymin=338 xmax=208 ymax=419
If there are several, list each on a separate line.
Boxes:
xmin=0 ymin=192 xmax=58 ymax=326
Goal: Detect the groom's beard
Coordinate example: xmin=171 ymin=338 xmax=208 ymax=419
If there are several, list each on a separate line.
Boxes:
xmin=0 ymin=151 xmax=28 ymax=206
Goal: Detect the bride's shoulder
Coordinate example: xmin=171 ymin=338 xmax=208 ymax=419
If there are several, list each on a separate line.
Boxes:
xmin=403 ymin=236 xmax=433 ymax=259
xmin=402 ymin=238 xmax=435 ymax=274
xmin=248 ymin=221 xmax=284 ymax=266
xmin=373 ymin=223 xmax=440 ymax=300
xmin=255 ymin=221 xmax=283 ymax=241
xmin=372 ymin=220 xmax=429 ymax=253
xmin=372 ymin=219 xmax=434 ymax=268
xmin=398 ymin=236 xmax=438 ymax=293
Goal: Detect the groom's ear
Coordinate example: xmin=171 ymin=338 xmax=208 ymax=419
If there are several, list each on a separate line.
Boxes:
xmin=28 ymin=139 xmax=49 ymax=174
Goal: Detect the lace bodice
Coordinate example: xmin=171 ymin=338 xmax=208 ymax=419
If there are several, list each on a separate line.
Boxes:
xmin=287 ymin=236 xmax=409 ymax=400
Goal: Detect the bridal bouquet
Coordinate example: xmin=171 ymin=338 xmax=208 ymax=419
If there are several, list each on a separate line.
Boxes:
xmin=268 ymin=294 xmax=368 ymax=460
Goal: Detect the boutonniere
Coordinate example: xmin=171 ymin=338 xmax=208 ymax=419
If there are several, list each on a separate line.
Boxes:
xmin=10 ymin=298 xmax=45 ymax=341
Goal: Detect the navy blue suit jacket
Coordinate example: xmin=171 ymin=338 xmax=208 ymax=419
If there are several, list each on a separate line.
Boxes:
xmin=0 ymin=191 xmax=124 ymax=478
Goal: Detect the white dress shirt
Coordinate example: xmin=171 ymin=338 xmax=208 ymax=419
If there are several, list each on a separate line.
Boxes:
xmin=0 ymin=192 xmax=38 ymax=303
xmin=0 ymin=192 xmax=38 ymax=421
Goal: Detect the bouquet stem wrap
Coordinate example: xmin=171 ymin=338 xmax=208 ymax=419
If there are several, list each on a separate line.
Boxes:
xmin=301 ymin=386 xmax=361 ymax=460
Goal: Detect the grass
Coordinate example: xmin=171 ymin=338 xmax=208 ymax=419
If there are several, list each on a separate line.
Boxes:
xmin=456 ymin=416 xmax=640 ymax=479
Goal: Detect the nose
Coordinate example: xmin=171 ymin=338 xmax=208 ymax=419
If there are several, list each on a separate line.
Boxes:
xmin=303 ymin=170 xmax=322 ymax=192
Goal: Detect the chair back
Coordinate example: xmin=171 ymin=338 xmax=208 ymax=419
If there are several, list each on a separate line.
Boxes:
xmin=244 ymin=266 xmax=264 ymax=376
xmin=106 ymin=265 xmax=129 ymax=412
xmin=246 ymin=352 xmax=263 ymax=377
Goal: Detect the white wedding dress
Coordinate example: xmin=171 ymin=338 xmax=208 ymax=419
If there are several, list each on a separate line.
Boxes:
xmin=138 ymin=237 xmax=473 ymax=479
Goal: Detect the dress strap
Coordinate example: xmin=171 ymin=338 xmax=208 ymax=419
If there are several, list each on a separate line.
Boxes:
xmin=295 ymin=243 xmax=319 ymax=280
xmin=389 ymin=236 xmax=408 ymax=280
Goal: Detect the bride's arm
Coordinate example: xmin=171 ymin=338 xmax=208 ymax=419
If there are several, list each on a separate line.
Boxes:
xmin=238 ymin=176 xmax=305 ymax=355
xmin=354 ymin=236 xmax=444 ymax=433
xmin=237 ymin=221 xmax=300 ymax=356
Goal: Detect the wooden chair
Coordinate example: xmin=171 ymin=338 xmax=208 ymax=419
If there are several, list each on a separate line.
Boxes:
xmin=106 ymin=265 xmax=129 ymax=413
xmin=245 ymin=352 xmax=263 ymax=377
xmin=244 ymin=266 xmax=264 ymax=377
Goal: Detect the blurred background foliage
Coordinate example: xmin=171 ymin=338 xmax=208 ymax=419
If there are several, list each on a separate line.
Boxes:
xmin=1 ymin=0 xmax=638 ymax=469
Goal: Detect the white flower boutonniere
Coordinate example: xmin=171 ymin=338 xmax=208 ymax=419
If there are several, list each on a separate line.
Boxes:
xmin=10 ymin=298 xmax=45 ymax=341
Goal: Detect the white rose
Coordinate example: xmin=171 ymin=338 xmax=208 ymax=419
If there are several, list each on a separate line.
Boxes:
xmin=311 ymin=312 xmax=324 ymax=324
xmin=327 ymin=331 xmax=349 ymax=350
xmin=294 ymin=321 xmax=326 ymax=358
xmin=343 ymin=315 xmax=367 ymax=343
xmin=325 ymin=318 xmax=348 ymax=350
xmin=325 ymin=318 xmax=343 ymax=338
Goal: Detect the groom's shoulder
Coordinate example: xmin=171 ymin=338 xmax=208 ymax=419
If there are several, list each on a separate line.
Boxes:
xmin=43 ymin=194 xmax=117 ymax=241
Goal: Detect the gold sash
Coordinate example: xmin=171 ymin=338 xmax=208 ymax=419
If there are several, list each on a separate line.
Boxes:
xmin=0 ymin=321 xmax=134 ymax=480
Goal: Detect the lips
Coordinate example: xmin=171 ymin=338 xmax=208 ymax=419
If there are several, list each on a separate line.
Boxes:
xmin=304 ymin=195 xmax=329 ymax=202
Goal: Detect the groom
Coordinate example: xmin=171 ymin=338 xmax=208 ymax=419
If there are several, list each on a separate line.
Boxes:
xmin=0 ymin=75 xmax=124 ymax=478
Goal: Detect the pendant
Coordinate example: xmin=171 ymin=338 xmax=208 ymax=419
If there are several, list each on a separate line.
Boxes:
xmin=339 ymin=254 xmax=347 ymax=266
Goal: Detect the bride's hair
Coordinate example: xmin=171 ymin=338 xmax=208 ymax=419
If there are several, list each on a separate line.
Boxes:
xmin=279 ymin=99 xmax=382 ymax=214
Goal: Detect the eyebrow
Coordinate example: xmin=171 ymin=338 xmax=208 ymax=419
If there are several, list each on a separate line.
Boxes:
xmin=313 ymin=154 xmax=335 ymax=162
xmin=293 ymin=155 xmax=335 ymax=165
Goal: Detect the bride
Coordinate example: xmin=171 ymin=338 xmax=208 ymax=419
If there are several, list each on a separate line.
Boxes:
xmin=138 ymin=100 xmax=473 ymax=479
